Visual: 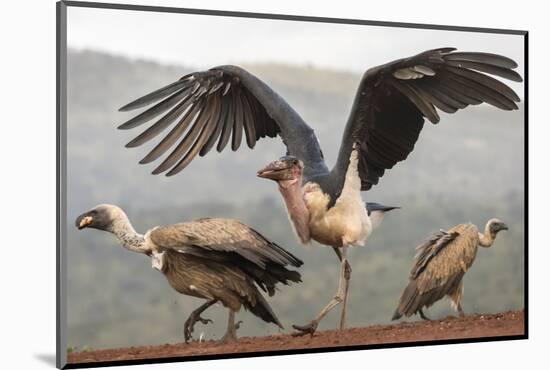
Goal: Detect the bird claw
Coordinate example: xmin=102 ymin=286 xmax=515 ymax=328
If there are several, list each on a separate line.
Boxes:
xmin=184 ymin=314 xmax=213 ymax=343
xmin=291 ymin=321 xmax=318 ymax=337
xmin=219 ymin=321 xmax=243 ymax=344
xmin=198 ymin=317 xmax=213 ymax=325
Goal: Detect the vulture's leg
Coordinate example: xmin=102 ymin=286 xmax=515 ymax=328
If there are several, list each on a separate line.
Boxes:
xmin=220 ymin=310 xmax=243 ymax=343
xmin=292 ymin=246 xmax=349 ymax=337
xmin=184 ymin=299 xmax=216 ymax=343
xmin=419 ymin=308 xmax=431 ymax=321
xmin=457 ymin=303 xmax=465 ymax=318
xmin=332 ymin=246 xmax=351 ymax=330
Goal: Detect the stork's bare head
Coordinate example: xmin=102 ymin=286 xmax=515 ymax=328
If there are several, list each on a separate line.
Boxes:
xmin=257 ymin=156 xmax=303 ymax=186
xmin=75 ymin=204 xmax=126 ymax=232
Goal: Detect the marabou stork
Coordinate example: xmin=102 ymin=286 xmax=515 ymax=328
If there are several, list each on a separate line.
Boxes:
xmin=117 ymin=48 xmax=522 ymax=335
xmin=75 ymin=204 xmax=302 ymax=342
xmin=392 ymin=218 xmax=509 ymax=321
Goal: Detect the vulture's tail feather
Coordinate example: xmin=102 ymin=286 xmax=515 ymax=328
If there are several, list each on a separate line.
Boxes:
xmin=392 ymin=310 xmax=403 ymax=321
xmin=393 ymin=280 xmax=421 ymax=320
xmin=244 ymin=291 xmax=284 ymax=329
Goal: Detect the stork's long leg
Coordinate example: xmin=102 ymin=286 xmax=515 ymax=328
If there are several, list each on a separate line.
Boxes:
xmin=220 ymin=309 xmax=243 ymax=343
xmin=332 ymin=247 xmax=352 ymax=330
xmin=292 ymin=246 xmax=350 ymax=336
xmin=184 ymin=299 xmax=216 ymax=343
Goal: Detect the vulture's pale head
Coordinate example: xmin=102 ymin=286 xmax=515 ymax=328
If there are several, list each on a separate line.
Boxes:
xmin=486 ymin=218 xmax=509 ymax=237
xmin=75 ymin=204 xmax=126 ymax=232
xmin=257 ymin=156 xmax=304 ymax=187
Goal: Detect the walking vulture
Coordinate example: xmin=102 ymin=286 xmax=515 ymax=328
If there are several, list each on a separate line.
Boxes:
xmin=392 ymin=218 xmax=508 ymax=320
xmin=116 ymin=47 xmax=522 ymax=335
xmin=75 ymin=204 xmax=302 ymax=342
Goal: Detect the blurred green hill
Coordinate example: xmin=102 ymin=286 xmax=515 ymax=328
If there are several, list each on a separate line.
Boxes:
xmin=66 ymin=49 xmax=524 ymax=350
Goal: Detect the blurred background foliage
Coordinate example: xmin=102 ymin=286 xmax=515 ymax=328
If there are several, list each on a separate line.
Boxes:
xmin=66 ymin=49 xmax=524 ymax=350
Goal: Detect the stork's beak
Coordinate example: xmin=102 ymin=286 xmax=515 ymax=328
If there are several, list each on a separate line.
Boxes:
xmin=75 ymin=213 xmax=93 ymax=230
xmin=257 ymin=159 xmax=295 ymax=181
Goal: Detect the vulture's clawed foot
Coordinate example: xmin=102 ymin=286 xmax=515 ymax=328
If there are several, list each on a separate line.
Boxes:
xmin=184 ymin=314 xmax=213 ymax=343
xmin=219 ymin=320 xmax=243 ymax=344
xmin=291 ymin=321 xmax=319 ymax=337
xmin=419 ymin=309 xmax=431 ymax=321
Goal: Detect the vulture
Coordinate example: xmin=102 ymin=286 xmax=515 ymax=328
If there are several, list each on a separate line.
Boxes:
xmin=75 ymin=204 xmax=302 ymax=343
xmin=392 ymin=218 xmax=509 ymax=321
xmin=117 ymin=47 xmax=522 ymax=335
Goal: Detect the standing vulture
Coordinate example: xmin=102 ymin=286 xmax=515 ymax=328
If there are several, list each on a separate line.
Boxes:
xmin=75 ymin=204 xmax=302 ymax=343
xmin=117 ymin=47 xmax=522 ymax=335
xmin=392 ymin=218 xmax=508 ymax=321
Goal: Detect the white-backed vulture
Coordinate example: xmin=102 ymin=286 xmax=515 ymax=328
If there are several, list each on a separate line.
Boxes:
xmin=117 ymin=47 xmax=522 ymax=335
xmin=392 ymin=218 xmax=508 ymax=321
xmin=75 ymin=204 xmax=302 ymax=342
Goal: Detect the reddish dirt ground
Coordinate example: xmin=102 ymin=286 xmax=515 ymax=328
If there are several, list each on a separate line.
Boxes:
xmin=68 ymin=311 xmax=524 ymax=365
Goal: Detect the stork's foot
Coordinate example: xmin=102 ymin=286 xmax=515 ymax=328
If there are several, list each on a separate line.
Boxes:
xmin=184 ymin=314 xmax=213 ymax=343
xmin=219 ymin=321 xmax=242 ymax=344
xmin=291 ymin=321 xmax=319 ymax=337
xmin=419 ymin=309 xmax=431 ymax=321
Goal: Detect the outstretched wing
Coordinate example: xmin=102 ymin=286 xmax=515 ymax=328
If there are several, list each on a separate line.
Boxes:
xmin=332 ymin=48 xmax=522 ymax=191
xmin=149 ymin=218 xmax=303 ymax=269
xmin=118 ymin=65 xmax=327 ymax=178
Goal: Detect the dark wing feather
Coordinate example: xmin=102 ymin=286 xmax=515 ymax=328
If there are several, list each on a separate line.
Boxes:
xmin=231 ymin=89 xmax=245 ymax=151
xmin=149 ymin=218 xmax=303 ymax=269
xmin=410 ymin=230 xmax=460 ymax=279
xmin=332 ymin=48 xmax=522 ymax=192
xmin=118 ymin=66 xmax=328 ymax=178
xmin=151 ymin=218 xmax=303 ymax=297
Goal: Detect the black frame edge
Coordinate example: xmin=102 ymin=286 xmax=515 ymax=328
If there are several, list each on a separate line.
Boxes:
xmin=523 ymin=32 xmax=529 ymax=338
xmin=64 ymin=334 xmax=527 ymax=369
xmin=57 ymin=1 xmax=68 ymax=369
xmin=62 ymin=0 xmax=527 ymax=35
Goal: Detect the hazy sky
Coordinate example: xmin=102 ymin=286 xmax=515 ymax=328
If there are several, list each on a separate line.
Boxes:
xmin=67 ymin=6 xmax=524 ymax=81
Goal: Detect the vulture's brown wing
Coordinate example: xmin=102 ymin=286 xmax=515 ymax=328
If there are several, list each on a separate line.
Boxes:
xmin=149 ymin=218 xmax=303 ymax=269
xmin=409 ymin=229 xmax=460 ymax=279
xmin=118 ymin=66 xmax=328 ymax=178
xmin=332 ymin=48 xmax=522 ymax=191
xmin=414 ymin=224 xmax=479 ymax=293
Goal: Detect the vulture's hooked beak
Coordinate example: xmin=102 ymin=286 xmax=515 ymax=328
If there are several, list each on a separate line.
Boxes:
xmin=75 ymin=213 xmax=93 ymax=230
xmin=500 ymin=223 xmax=509 ymax=231
xmin=257 ymin=158 xmax=299 ymax=181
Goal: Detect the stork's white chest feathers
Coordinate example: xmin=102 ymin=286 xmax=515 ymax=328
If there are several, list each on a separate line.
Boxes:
xmin=304 ymin=148 xmax=371 ymax=247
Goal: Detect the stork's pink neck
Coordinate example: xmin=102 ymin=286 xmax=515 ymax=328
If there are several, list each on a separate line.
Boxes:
xmin=277 ymin=178 xmax=311 ymax=244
